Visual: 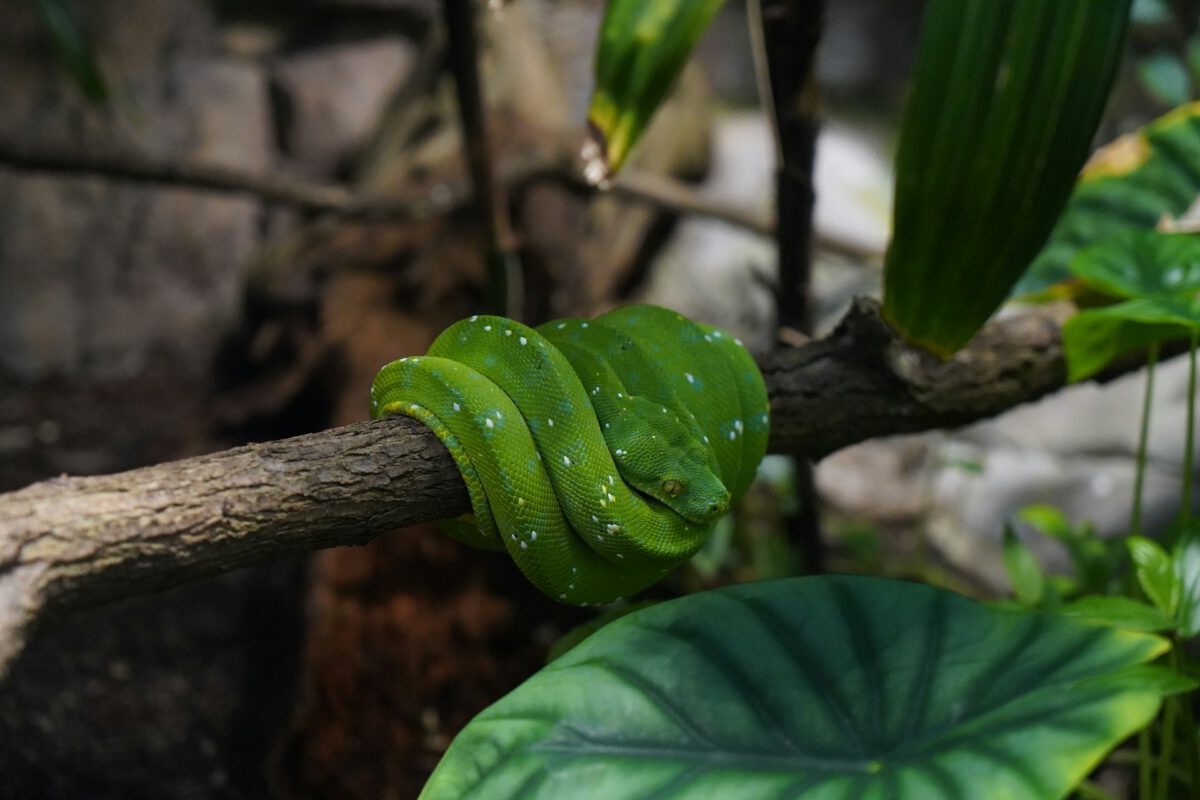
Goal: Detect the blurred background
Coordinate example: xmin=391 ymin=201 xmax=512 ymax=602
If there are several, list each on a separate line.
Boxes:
xmin=0 ymin=0 xmax=1194 ymax=796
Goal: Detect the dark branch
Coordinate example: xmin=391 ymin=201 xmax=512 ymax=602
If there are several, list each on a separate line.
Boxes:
xmin=0 ymin=299 xmax=1082 ymax=676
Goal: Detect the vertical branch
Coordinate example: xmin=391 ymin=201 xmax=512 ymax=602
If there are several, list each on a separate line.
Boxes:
xmin=757 ymin=0 xmax=826 ymax=572
xmin=442 ymin=0 xmax=523 ymax=317
xmin=761 ymin=0 xmax=824 ymax=336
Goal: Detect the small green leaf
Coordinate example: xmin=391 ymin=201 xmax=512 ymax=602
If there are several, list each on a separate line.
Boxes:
xmin=35 ymin=0 xmax=108 ymax=102
xmin=1062 ymin=296 xmax=1200 ymax=382
xmin=883 ymin=0 xmax=1132 ymax=354
xmin=1057 ymin=596 xmax=1176 ymax=632
xmin=421 ymin=576 xmax=1172 ymax=800
xmin=1003 ymin=524 xmax=1046 ymax=605
xmin=1018 ymin=504 xmax=1076 ymax=540
xmin=586 ymin=0 xmax=725 ymax=180
xmin=1138 ymin=51 xmax=1193 ymax=108
xmin=1068 ymin=230 xmax=1200 ymax=299
xmin=1173 ymin=530 xmax=1200 ymax=637
xmin=1128 ymin=536 xmax=1179 ymax=616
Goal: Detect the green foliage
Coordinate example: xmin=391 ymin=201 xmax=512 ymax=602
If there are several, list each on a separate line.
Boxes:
xmin=421 ymin=576 xmax=1175 ymax=800
xmin=1017 ymin=104 xmax=1200 ymax=296
xmin=587 ymin=0 xmax=725 ymax=180
xmin=1061 ymin=231 xmax=1200 ymax=381
xmin=1002 ymin=524 xmax=1046 ymax=606
xmin=882 ymin=0 xmax=1131 ymax=354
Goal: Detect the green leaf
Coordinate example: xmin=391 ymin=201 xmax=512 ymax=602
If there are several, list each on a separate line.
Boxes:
xmin=1062 ymin=296 xmax=1200 ymax=381
xmin=1018 ymin=504 xmax=1076 ymax=540
xmin=1017 ymin=103 xmax=1200 ymax=296
xmin=1138 ymin=51 xmax=1193 ymax=108
xmin=1003 ymin=524 xmax=1046 ymax=605
xmin=421 ymin=576 xmax=1171 ymax=800
xmin=586 ymin=0 xmax=725 ymax=181
xmin=1057 ymin=596 xmax=1176 ymax=632
xmin=1173 ymin=530 xmax=1200 ymax=637
xmin=1068 ymin=230 xmax=1200 ymax=299
xmin=1128 ymin=536 xmax=1179 ymax=616
xmin=35 ymin=0 xmax=108 ymax=102
xmin=882 ymin=0 xmax=1131 ymax=355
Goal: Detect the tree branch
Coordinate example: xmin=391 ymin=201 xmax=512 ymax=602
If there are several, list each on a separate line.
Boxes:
xmin=0 ymin=298 xmax=1081 ymax=677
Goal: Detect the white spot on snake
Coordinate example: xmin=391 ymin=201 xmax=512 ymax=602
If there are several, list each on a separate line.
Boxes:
xmin=607 ymin=493 xmax=616 ymax=502
xmin=608 ymin=475 xmax=614 ymax=485
xmin=511 ymin=533 xmax=517 ymax=540
xmin=616 ymin=393 xmax=623 ymax=399
xmin=735 ymin=419 xmax=744 ymax=432
xmin=453 ymin=402 xmax=461 ymax=411
xmin=713 ymin=331 xmax=722 ymax=338
xmin=581 ymin=322 xmax=589 ymax=328
xmin=530 ymin=531 xmax=538 ymax=541
xmin=569 ymin=583 xmax=576 ymax=590
xmin=470 ymin=315 xmax=478 ymax=321
xmin=614 ymin=449 xmax=626 ymax=457
xmin=760 ymin=413 xmax=768 ymax=423
xmin=616 ymin=553 xmax=625 ymax=559
xmin=600 ymin=500 xmax=607 ymax=508
xmin=591 ymin=386 xmax=600 ymax=395
xmin=661 ymin=407 xmax=668 ymax=413
xmin=735 ymin=338 xmax=744 ymax=346
xmin=484 ymin=325 xmax=492 ymax=331
xmin=536 ymin=452 xmax=542 ymax=461
xmin=505 ymin=329 xmax=512 ymax=336
xmin=520 ymin=541 xmax=528 ymax=550
xmin=571 ymin=567 xmax=578 ymax=574
xmin=559 ymin=593 xmax=567 ymax=599
xmin=547 ymin=418 xmax=554 ymax=427
xmin=606 ymin=523 xmax=620 ymax=534
xmin=685 ymin=373 xmax=695 ymax=384
xmin=371 ymin=399 xmax=378 ymax=408
xmin=410 ymin=358 xmax=420 ymax=363
xmin=729 ymin=430 xmax=736 ymax=440
xmin=556 ymin=322 xmax=566 ymax=329
xmin=518 ymin=497 xmax=525 ymax=507
xmin=519 ymin=336 xmax=528 ymax=346
xmin=590 ymin=515 xmax=598 ymax=523
xmin=603 ymin=422 xmax=610 ymax=429
xmin=409 ymin=404 xmax=419 ymax=411
xmin=703 ymin=435 xmax=709 ymax=444
xmin=485 ymin=418 xmax=494 ymax=428
xmin=563 ymin=455 xmax=571 ymax=466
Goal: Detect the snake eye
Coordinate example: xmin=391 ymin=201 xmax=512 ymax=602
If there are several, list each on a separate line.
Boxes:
xmin=662 ymin=479 xmax=682 ymax=497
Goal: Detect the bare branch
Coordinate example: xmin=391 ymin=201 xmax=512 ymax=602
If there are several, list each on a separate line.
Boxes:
xmin=0 ymin=299 xmax=1103 ymax=677
xmin=0 ymin=140 xmax=878 ymax=259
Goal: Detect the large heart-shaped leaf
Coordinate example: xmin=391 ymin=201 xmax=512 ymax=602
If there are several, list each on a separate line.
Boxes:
xmin=1017 ymin=103 xmax=1200 ymax=296
xmin=420 ymin=576 xmax=1173 ymax=800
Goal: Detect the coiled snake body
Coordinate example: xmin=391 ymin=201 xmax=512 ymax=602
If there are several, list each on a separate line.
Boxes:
xmin=371 ymin=305 xmax=769 ymax=605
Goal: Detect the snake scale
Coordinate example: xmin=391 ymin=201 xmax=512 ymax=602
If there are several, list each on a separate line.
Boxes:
xmin=370 ymin=304 xmax=769 ymax=605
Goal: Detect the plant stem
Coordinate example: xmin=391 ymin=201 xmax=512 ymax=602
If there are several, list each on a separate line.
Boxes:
xmin=1142 ymin=724 xmax=1155 ymax=800
xmin=1184 ymin=331 xmax=1198 ymax=526
xmin=1155 ymin=678 xmax=1179 ymax=800
xmin=1132 ymin=343 xmax=1160 ymax=538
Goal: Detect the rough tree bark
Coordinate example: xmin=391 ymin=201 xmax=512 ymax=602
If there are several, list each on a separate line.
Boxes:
xmin=0 ymin=298 xmax=1081 ymax=677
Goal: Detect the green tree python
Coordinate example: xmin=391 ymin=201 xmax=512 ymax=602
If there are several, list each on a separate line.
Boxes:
xmin=371 ymin=305 xmax=769 ymax=605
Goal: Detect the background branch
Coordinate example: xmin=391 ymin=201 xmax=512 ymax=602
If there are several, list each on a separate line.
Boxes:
xmin=0 ymin=298 xmax=1090 ymax=678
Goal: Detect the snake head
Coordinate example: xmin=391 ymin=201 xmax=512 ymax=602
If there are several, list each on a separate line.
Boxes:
xmin=603 ymin=397 xmax=730 ymax=525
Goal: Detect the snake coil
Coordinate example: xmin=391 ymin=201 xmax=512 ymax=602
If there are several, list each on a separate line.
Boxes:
xmin=371 ymin=305 xmax=769 ymax=605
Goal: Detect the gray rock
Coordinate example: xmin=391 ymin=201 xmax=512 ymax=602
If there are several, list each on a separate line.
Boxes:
xmin=273 ymin=38 xmax=416 ymax=176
